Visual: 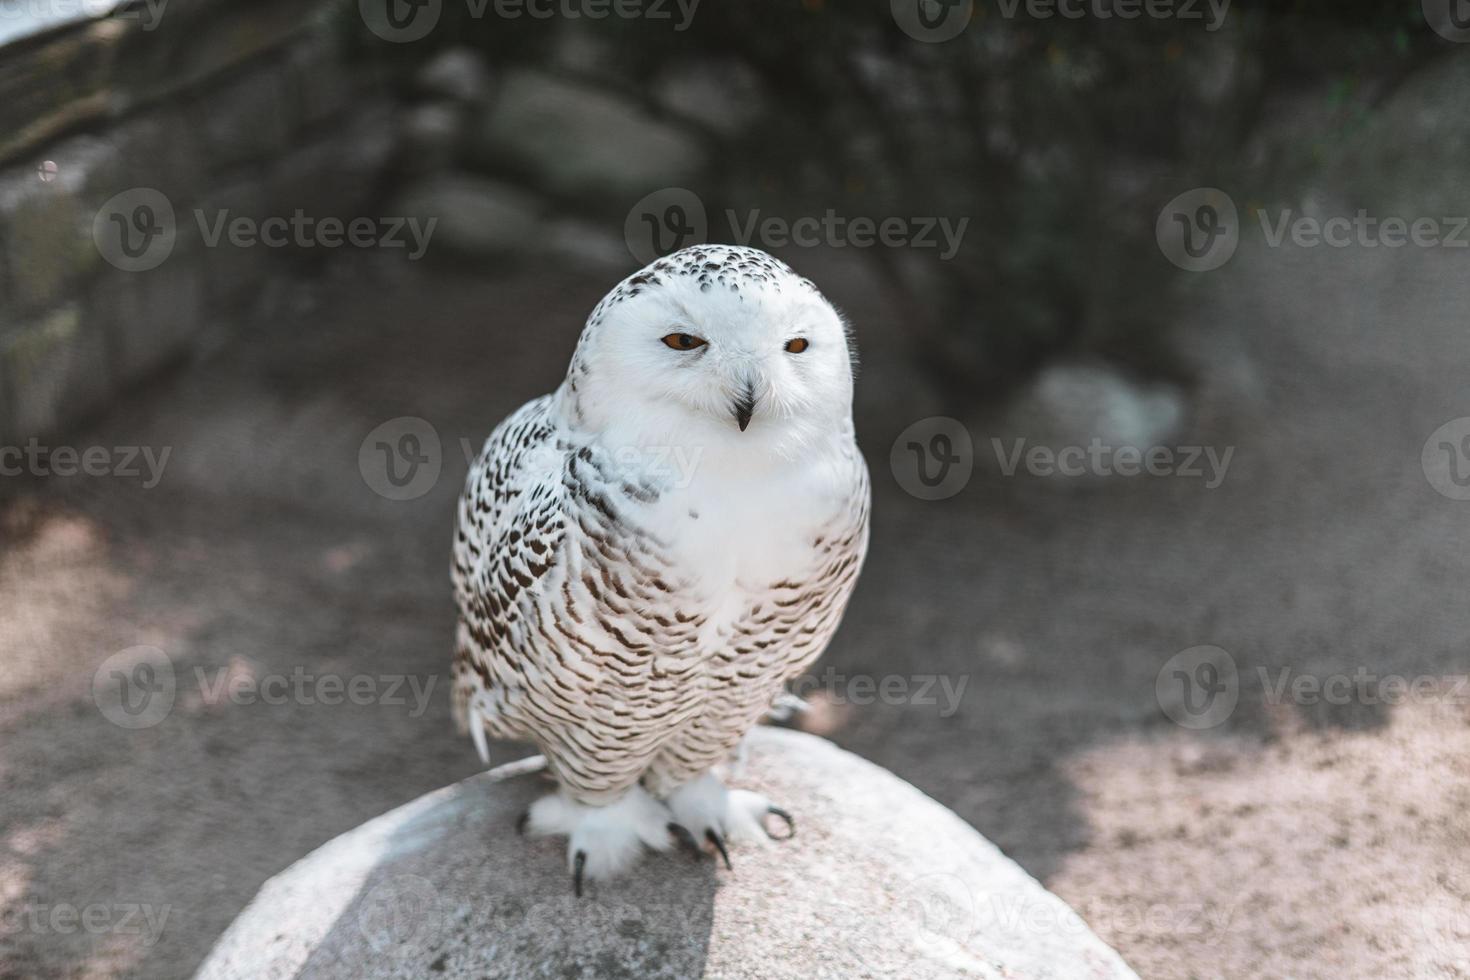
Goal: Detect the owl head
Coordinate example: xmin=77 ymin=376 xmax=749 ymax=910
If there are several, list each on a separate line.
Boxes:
xmin=563 ymin=245 xmax=856 ymax=457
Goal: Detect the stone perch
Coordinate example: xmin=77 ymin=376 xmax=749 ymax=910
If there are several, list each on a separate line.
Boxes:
xmin=195 ymin=728 xmax=1138 ymax=979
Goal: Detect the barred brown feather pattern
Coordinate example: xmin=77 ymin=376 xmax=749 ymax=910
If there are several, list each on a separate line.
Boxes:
xmin=451 ymin=396 xmax=870 ymax=804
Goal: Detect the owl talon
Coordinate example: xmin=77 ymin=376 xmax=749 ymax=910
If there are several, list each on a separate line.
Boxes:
xmin=668 ymin=822 xmax=702 ymax=859
xmin=515 ymin=809 xmax=530 ymax=835
xmin=666 ymin=772 xmax=789 ymax=869
xmin=523 ymin=786 xmax=673 ymax=886
xmin=705 ymin=829 xmax=732 ymax=870
xmin=765 ymin=806 xmax=795 ymax=840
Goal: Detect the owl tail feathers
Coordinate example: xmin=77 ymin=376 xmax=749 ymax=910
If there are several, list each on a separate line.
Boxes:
xmin=486 ymin=754 xmax=548 ymax=782
xmin=765 ymin=692 xmax=810 ymax=723
xmin=466 ymin=691 xmax=504 ymax=767
xmin=463 ymin=691 xmax=546 ymax=780
xmin=469 ymin=710 xmax=491 ymax=766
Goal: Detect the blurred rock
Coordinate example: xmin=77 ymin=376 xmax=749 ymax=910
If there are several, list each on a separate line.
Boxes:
xmin=415 ymin=48 xmax=493 ymax=105
xmin=90 ymin=247 xmax=205 ymax=383
xmin=0 ymin=134 xmax=120 ymax=313
xmin=195 ymin=727 xmax=1138 ymax=980
xmin=116 ymin=0 xmax=326 ymax=106
xmin=287 ymin=30 xmax=357 ymax=128
xmin=1167 ymin=315 xmax=1265 ymax=432
xmin=400 ymin=102 xmax=465 ymax=175
xmin=656 ymin=60 xmax=766 ymax=138
xmin=187 ymin=58 xmax=292 ymax=169
xmin=0 ymin=303 xmax=107 ymax=440
xmin=111 ymin=108 xmax=206 ymax=204
xmin=992 ymin=363 xmax=1187 ymax=477
xmin=0 ymin=18 xmax=128 ymax=164
xmin=470 ymin=69 xmax=704 ymax=203
xmin=195 ymin=176 xmax=273 ymax=307
xmin=271 ymin=105 xmax=398 ymax=220
xmin=538 ymin=216 xmax=634 ymax=272
xmin=393 ymin=174 xmax=544 ymax=259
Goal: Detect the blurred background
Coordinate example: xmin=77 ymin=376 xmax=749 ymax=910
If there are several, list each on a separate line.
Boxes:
xmin=3 ymin=0 xmax=1470 ymax=976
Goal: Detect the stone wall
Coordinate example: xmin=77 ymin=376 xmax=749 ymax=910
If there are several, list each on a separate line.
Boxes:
xmin=0 ymin=0 xmax=408 ymax=446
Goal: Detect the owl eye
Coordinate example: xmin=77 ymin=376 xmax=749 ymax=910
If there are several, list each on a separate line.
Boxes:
xmin=661 ymin=332 xmax=707 ymax=351
xmin=785 ymin=338 xmax=810 ymax=354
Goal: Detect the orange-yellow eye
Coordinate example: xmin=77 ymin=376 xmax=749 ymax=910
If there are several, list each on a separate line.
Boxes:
xmin=661 ymin=332 xmax=707 ymax=351
xmin=785 ymin=338 xmax=810 ymax=354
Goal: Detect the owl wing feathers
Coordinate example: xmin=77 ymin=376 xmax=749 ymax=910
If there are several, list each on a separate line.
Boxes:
xmin=452 ymin=395 xmax=571 ymax=742
xmin=453 ymin=395 xmax=682 ymax=791
xmin=452 ymin=395 xmax=557 ymax=611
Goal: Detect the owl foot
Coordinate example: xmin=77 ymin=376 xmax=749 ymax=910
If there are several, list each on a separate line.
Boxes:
xmin=523 ymin=785 xmax=671 ymax=896
xmin=665 ymin=772 xmax=795 ymax=869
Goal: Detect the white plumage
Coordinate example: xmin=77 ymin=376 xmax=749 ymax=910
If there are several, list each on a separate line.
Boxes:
xmin=450 ymin=245 xmax=869 ymax=889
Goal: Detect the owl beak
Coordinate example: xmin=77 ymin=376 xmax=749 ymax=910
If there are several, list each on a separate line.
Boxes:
xmin=732 ymin=380 xmax=757 ymax=432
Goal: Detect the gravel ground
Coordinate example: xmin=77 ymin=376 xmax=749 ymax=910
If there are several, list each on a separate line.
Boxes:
xmin=2 ymin=233 xmax=1469 ymax=979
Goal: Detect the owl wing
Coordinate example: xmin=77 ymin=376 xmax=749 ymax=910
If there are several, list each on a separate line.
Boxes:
xmin=452 ymin=395 xmax=560 ymax=611
xmin=453 ymin=397 xmax=712 ymax=793
xmin=451 ymin=395 xmax=572 ymax=749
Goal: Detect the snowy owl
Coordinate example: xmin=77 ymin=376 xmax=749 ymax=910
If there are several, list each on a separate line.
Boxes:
xmin=451 ymin=244 xmax=870 ymax=894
